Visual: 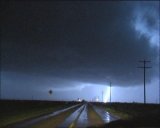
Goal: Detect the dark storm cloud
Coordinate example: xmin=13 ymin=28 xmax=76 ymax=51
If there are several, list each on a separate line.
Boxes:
xmin=136 ymin=1 xmax=159 ymax=28
xmin=1 ymin=1 xmax=159 ymax=87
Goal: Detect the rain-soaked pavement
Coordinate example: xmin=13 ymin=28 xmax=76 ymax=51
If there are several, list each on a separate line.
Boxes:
xmin=76 ymin=104 xmax=88 ymax=128
xmin=9 ymin=104 xmax=81 ymax=128
xmin=57 ymin=104 xmax=85 ymax=128
xmin=91 ymin=104 xmax=119 ymax=123
xmin=8 ymin=103 xmax=119 ymax=128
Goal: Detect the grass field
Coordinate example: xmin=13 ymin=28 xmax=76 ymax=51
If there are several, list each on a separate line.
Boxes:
xmin=0 ymin=100 xmax=78 ymax=128
xmin=105 ymin=103 xmax=160 ymax=127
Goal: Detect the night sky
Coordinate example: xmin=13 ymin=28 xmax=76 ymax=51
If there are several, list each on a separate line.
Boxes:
xmin=1 ymin=1 xmax=159 ymax=103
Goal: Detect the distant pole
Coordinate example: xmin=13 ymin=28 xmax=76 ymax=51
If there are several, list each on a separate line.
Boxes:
xmin=110 ymin=82 xmax=112 ymax=103
xmin=159 ymin=57 xmax=160 ymax=104
xmin=0 ymin=81 xmax=1 ymax=100
xmin=158 ymin=29 xmax=160 ymax=104
xmin=137 ymin=60 xmax=151 ymax=104
xmin=159 ymin=65 xmax=160 ymax=104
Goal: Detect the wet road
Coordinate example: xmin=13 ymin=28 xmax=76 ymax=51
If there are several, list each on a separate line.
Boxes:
xmin=91 ymin=104 xmax=120 ymax=123
xmin=75 ymin=104 xmax=88 ymax=128
xmin=9 ymin=103 xmax=119 ymax=128
xmin=57 ymin=104 xmax=85 ymax=128
xmin=9 ymin=104 xmax=81 ymax=128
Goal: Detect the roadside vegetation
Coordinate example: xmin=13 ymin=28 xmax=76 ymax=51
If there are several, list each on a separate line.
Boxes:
xmin=105 ymin=103 xmax=160 ymax=127
xmin=88 ymin=102 xmax=160 ymax=128
xmin=0 ymin=100 xmax=78 ymax=128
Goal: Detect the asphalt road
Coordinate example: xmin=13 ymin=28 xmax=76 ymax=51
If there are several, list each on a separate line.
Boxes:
xmin=8 ymin=103 xmax=118 ymax=128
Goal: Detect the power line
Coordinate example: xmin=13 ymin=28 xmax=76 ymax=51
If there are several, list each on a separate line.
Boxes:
xmin=137 ymin=59 xmax=151 ymax=104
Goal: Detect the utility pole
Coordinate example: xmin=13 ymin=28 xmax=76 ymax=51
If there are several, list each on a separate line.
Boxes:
xmin=0 ymin=79 xmax=1 ymax=100
xmin=137 ymin=60 xmax=151 ymax=104
xmin=110 ymin=82 xmax=112 ymax=103
xmin=159 ymin=63 xmax=160 ymax=104
xmin=0 ymin=86 xmax=1 ymax=100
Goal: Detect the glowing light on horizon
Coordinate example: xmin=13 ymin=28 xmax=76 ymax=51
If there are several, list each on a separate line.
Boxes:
xmin=104 ymin=87 xmax=110 ymax=103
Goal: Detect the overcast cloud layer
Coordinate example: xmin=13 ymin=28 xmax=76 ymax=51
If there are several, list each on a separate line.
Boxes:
xmin=1 ymin=1 xmax=159 ymax=101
